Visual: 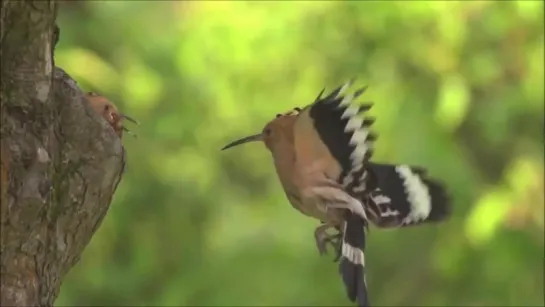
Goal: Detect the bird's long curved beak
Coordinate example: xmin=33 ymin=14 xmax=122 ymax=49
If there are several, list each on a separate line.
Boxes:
xmin=221 ymin=133 xmax=263 ymax=150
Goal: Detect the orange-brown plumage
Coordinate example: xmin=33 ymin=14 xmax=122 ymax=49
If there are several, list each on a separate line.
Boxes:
xmin=262 ymin=110 xmax=345 ymax=226
xmin=84 ymin=92 xmax=138 ymax=138
xmin=222 ymin=107 xmax=348 ymax=246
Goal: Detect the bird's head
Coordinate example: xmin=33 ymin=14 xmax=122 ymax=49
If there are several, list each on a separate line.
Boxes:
xmin=221 ymin=108 xmax=301 ymax=152
xmin=85 ymin=92 xmax=139 ymax=138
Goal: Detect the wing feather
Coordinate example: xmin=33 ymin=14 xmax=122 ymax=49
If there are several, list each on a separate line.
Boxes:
xmin=294 ymin=80 xmax=376 ymax=185
xmin=359 ymin=162 xmax=451 ymax=228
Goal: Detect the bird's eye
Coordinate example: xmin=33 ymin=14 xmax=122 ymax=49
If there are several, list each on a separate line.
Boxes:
xmin=264 ymin=128 xmax=272 ymax=136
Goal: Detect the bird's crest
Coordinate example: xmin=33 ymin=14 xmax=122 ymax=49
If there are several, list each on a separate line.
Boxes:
xmin=276 ymin=107 xmax=302 ymax=118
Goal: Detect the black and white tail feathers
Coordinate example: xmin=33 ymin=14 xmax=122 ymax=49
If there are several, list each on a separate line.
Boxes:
xmin=364 ymin=162 xmax=450 ymax=228
xmin=339 ymin=212 xmax=369 ymax=307
xmin=335 ymin=162 xmax=449 ymax=307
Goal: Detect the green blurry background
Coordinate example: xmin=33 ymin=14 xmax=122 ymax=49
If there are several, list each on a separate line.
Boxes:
xmin=54 ymin=1 xmax=544 ymax=306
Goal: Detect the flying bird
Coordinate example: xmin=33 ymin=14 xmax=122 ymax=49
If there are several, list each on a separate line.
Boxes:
xmin=221 ymin=80 xmax=451 ymax=306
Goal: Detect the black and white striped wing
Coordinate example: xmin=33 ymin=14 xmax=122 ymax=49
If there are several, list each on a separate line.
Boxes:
xmin=306 ymin=79 xmax=377 ymax=179
xmin=363 ymin=162 xmax=451 ymax=228
xmin=303 ymin=80 xmax=375 ymax=307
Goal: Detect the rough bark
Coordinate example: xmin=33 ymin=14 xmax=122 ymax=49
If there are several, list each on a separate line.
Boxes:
xmin=0 ymin=1 xmax=126 ymax=306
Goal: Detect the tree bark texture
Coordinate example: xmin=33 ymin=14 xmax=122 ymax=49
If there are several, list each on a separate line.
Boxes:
xmin=1 ymin=1 xmax=126 ymax=306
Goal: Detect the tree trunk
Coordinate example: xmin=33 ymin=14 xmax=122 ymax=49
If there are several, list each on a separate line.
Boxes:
xmin=0 ymin=1 xmax=125 ymax=306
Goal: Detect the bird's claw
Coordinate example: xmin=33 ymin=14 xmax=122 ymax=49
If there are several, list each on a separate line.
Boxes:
xmin=314 ymin=224 xmax=343 ymax=261
xmin=323 ymin=232 xmax=343 ymax=262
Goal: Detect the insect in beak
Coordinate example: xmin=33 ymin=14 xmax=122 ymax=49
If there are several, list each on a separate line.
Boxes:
xmin=221 ymin=133 xmax=263 ymax=150
xmin=120 ymin=113 xmax=140 ymax=125
xmin=119 ymin=113 xmax=140 ymax=138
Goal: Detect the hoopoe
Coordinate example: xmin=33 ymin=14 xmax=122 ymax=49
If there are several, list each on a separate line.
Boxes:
xmin=84 ymin=92 xmax=139 ymax=138
xmin=221 ymin=80 xmax=451 ymax=307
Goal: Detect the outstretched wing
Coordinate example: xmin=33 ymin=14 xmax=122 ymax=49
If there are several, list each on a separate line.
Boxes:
xmin=363 ymin=162 xmax=451 ymax=228
xmin=293 ymin=80 xmax=375 ymax=306
xmin=293 ymin=79 xmax=377 ymax=185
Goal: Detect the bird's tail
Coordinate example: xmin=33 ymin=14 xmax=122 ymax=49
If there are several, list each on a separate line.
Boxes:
xmin=338 ymin=212 xmax=369 ymax=307
xmin=364 ymin=162 xmax=450 ymax=228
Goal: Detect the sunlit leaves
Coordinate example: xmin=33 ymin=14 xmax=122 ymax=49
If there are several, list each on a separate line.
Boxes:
xmin=435 ymin=74 xmax=471 ymax=132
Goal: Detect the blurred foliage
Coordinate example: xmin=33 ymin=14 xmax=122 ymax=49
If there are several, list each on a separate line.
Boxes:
xmin=54 ymin=1 xmax=544 ymax=306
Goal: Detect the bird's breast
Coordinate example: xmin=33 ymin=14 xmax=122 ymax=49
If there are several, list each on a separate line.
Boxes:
xmin=273 ymin=155 xmax=343 ymax=225
xmin=284 ymin=189 xmax=343 ymax=225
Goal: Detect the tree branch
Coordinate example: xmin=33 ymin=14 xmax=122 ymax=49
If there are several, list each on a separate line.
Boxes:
xmin=1 ymin=1 xmax=126 ymax=306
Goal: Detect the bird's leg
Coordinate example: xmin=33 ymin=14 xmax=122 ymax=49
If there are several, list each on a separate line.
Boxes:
xmin=301 ymin=185 xmax=367 ymax=260
xmin=324 ymin=232 xmax=343 ymax=262
xmin=314 ymin=224 xmax=332 ymax=255
xmin=314 ymin=223 xmax=343 ymax=261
